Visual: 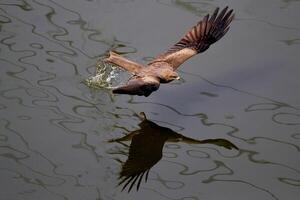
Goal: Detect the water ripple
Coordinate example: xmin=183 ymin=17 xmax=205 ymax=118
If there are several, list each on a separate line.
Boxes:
xmin=272 ymin=112 xmax=300 ymax=125
xmin=1 ymin=0 xmax=299 ymax=199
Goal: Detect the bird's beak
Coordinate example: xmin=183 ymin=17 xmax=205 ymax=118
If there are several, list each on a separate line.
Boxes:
xmin=176 ymin=76 xmax=181 ymax=80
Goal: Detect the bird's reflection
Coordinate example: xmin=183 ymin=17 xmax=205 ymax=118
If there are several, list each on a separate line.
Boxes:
xmin=109 ymin=112 xmax=238 ymax=192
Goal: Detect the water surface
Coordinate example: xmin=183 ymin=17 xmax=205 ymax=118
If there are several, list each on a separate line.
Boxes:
xmin=0 ymin=0 xmax=300 ymax=199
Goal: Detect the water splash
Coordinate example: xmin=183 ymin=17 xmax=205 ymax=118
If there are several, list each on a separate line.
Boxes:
xmin=85 ymin=59 xmax=126 ymax=89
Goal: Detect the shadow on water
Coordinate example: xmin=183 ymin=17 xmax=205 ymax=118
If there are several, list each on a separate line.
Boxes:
xmin=109 ymin=112 xmax=238 ymax=192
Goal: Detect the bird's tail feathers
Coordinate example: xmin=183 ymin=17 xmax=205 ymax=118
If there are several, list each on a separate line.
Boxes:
xmin=103 ymin=51 xmax=144 ymax=74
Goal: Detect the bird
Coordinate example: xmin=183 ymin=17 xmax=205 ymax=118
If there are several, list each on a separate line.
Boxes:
xmin=103 ymin=7 xmax=234 ymax=97
xmin=109 ymin=112 xmax=238 ymax=192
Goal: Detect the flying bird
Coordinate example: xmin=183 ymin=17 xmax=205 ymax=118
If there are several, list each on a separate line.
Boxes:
xmin=109 ymin=112 xmax=238 ymax=192
xmin=104 ymin=7 xmax=234 ymax=96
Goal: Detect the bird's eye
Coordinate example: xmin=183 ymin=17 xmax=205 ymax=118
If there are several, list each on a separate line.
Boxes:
xmin=171 ymin=74 xmax=179 ymax=79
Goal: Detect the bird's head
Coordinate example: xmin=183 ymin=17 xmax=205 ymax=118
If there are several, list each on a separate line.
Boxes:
xmin=168 ymin=71 xmax=181 ymax=81
xmin=158 ymin=69 xmax=180 ymax=83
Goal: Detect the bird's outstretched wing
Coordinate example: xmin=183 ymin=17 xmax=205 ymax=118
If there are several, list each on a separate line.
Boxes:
xmin=112 ymin=76 xmax=160 ymax=97
xmin=149 ymin=7 xmax=234 ymax=69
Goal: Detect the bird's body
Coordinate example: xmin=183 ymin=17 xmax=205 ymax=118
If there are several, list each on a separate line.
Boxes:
xmin=104 ymin=7 xmax=234 ymax=96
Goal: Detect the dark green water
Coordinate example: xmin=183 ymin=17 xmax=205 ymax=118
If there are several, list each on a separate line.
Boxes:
xmin=0 ymin=0 xmax=299 ymax=199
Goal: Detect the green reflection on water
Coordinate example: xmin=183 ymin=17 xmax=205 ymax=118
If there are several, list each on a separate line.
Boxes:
xmin=85 ymin=58 xmax=124 ymax=89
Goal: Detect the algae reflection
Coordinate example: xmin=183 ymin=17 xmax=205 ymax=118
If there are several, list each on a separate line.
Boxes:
xmin=109 ymin=112 xmax=238 ymax=192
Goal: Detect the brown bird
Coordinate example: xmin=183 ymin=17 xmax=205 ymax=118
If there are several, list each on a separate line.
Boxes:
xmin=109 ymin=112 xmax=238 ymax=192
xmin=104 ymin=7 xmax=234 ymax=97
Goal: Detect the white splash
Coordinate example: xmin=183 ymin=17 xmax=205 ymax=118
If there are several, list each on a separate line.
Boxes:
xmin=85 ymin=59 xmax=126 ymax=89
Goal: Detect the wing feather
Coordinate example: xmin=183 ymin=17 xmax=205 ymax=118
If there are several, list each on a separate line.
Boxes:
xmin=149 ymin=7 xmax=234 ymax=69
xmin=112 ymin=76 xmax=160 ymax=97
